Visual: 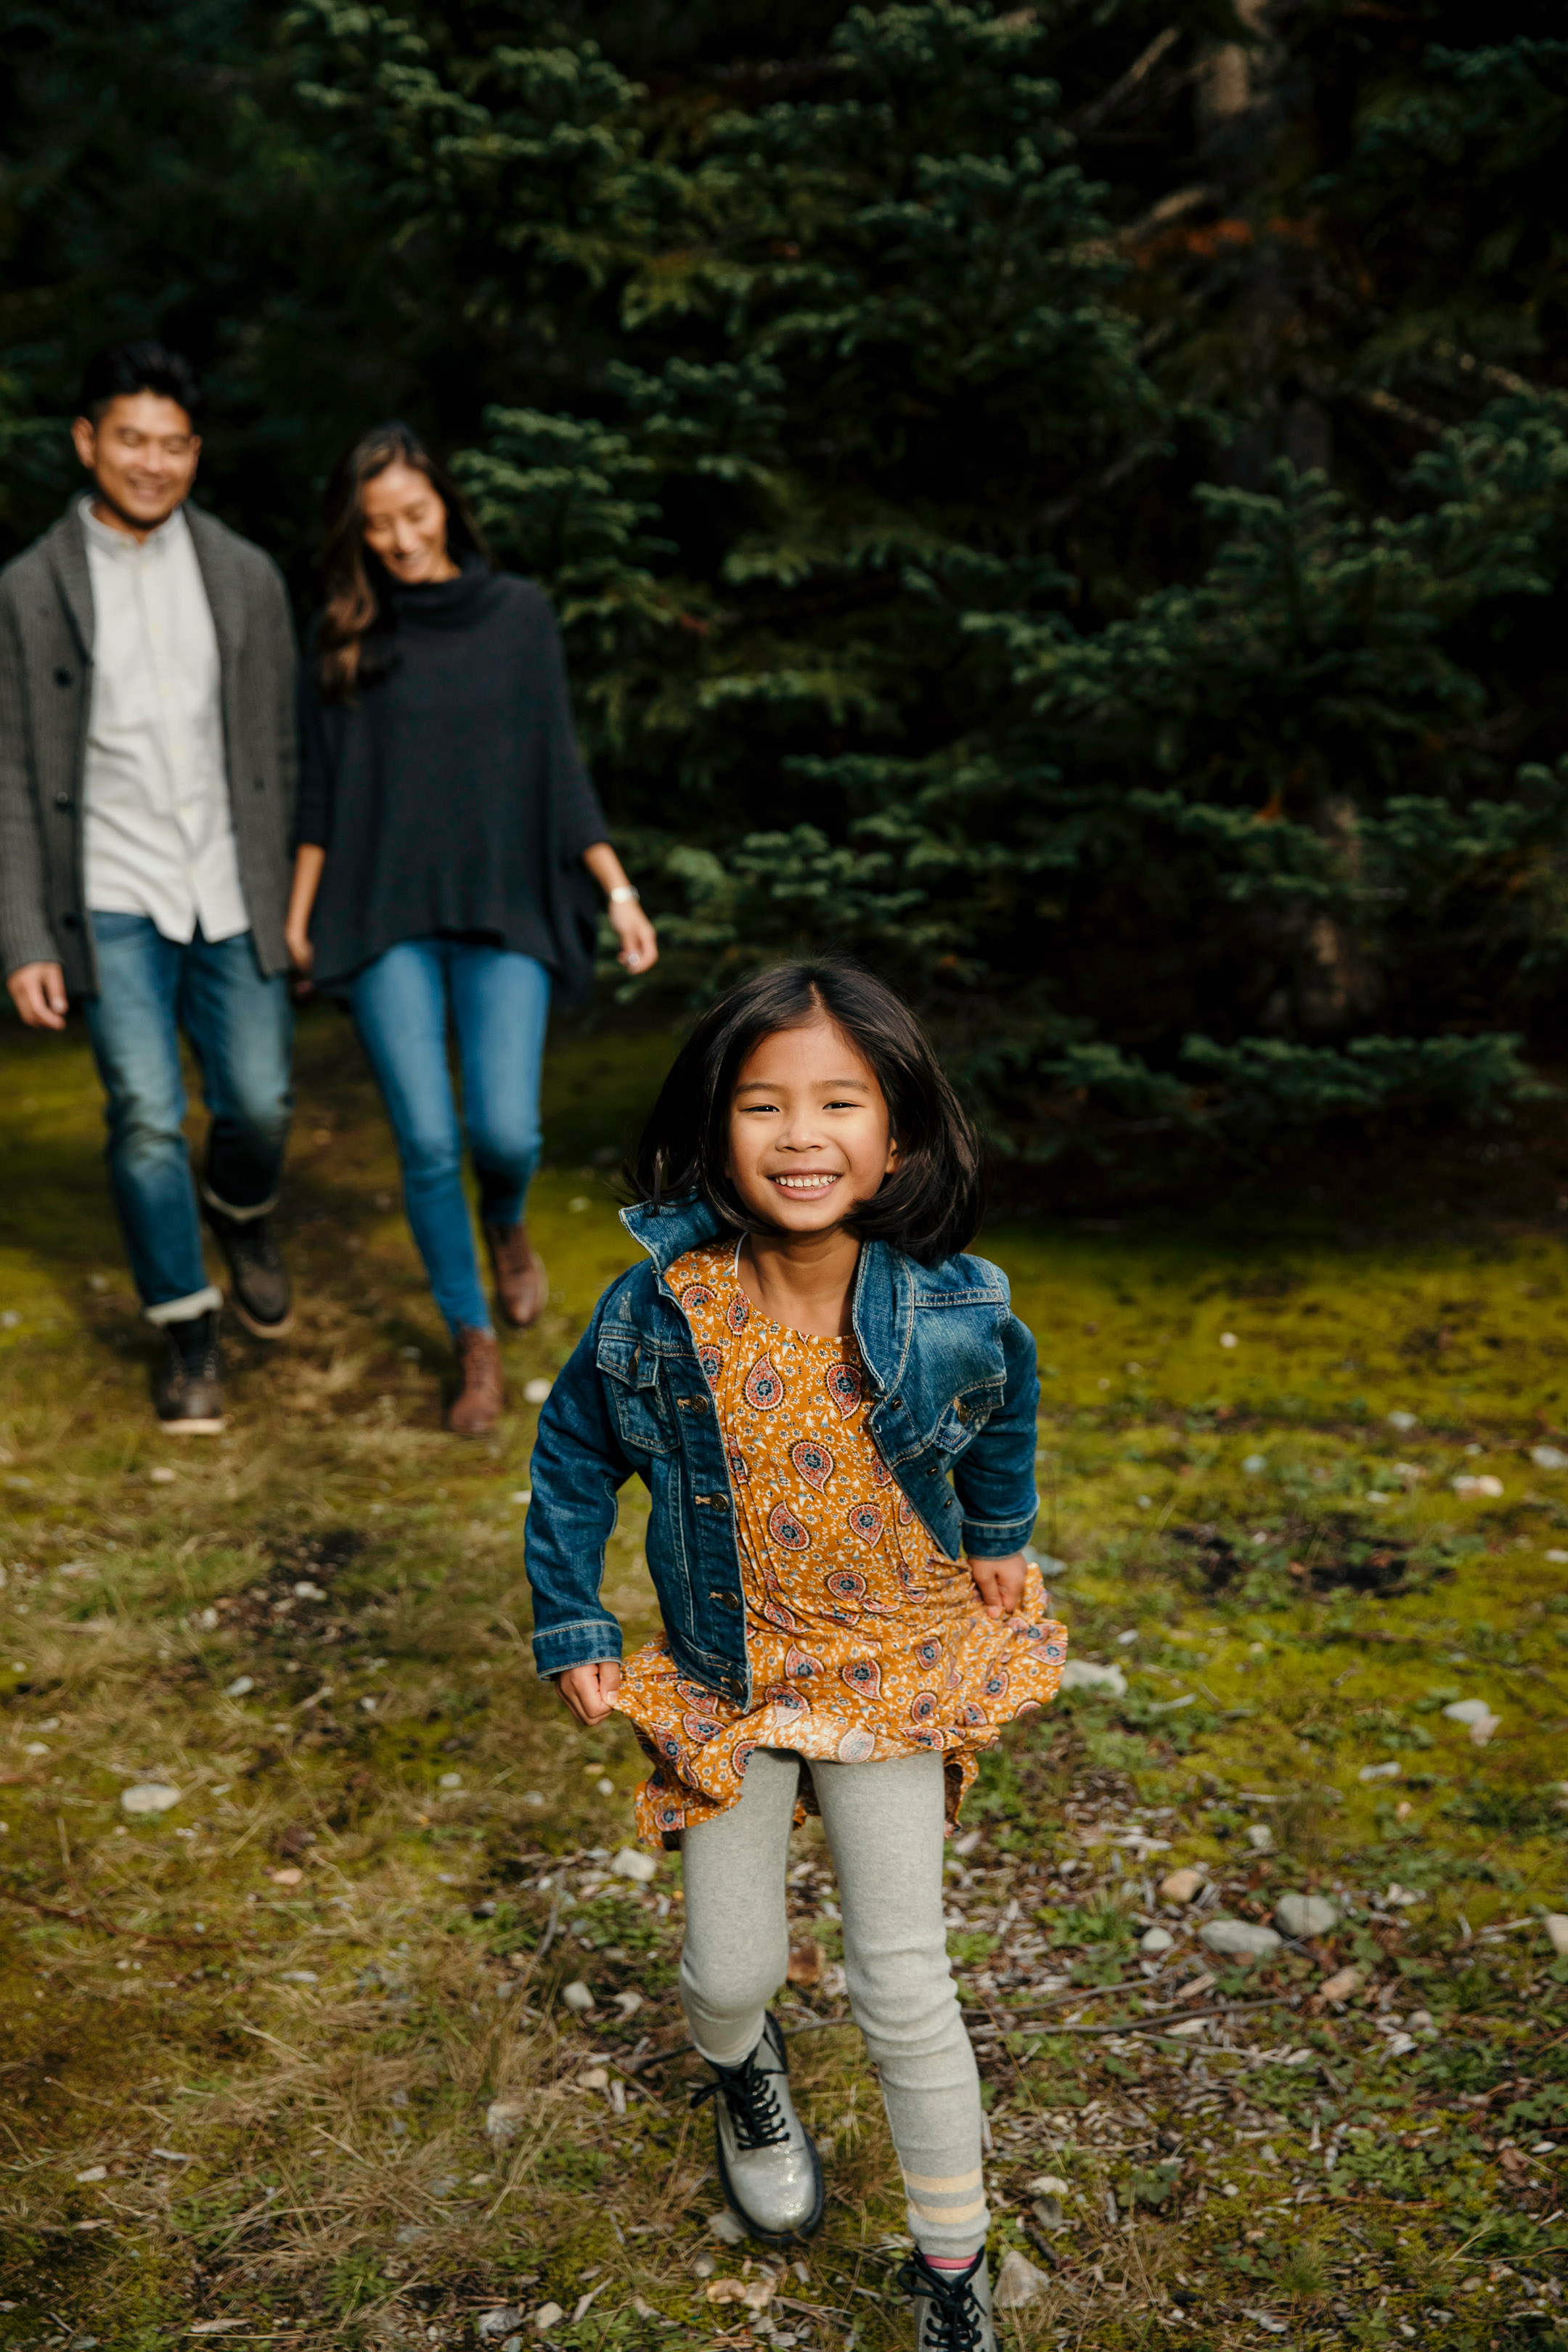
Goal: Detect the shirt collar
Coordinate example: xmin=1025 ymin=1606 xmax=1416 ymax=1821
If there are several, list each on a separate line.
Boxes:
xmin=78 ymin=493 xmax=190 ymax=561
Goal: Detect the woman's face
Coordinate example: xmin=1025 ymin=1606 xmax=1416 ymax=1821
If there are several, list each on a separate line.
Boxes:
xmin=359 ymin=460 xmax=457 ymax=585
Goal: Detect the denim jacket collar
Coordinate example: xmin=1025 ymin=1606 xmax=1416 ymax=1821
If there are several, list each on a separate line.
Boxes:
xmin=618 ymin=1191 xmax=909 ymax=1402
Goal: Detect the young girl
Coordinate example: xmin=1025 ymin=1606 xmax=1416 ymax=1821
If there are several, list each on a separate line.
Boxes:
xmin=524 ymin=960 xmax=1066 ymax=2352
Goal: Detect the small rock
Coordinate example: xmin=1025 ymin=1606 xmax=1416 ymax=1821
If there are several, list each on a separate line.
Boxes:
xmin=562 ymin=1980 xmax=595 ymax=2013
xmin=1059 ymin=1659 xmax=1126 ymax=1696
xmin=692 ymin=2255 xmax=716 ymax=2279
xmin=75 ymin=2164 xmax=107 ymax=2181
xmin=1139 ymin=1926 xmax=1174 ymax=1955
xmin=523 ymin=1379 xmax=553 ymax=1406
xmin=1387 ymin=1409 xmax=1418 ymax=1432
xmin=1199 ymin=1918 xmax=1283 ymax=1959
xmin=787 ymin=1937 xmax=823 ymax=1986
xmin=1028 ymin=2173 xmax=1070 ymax=2198
xmin=1543 ymin=1916 xmax=1568 ymax=1957
xmin=1159 ymin=1866 xmax=1204 ymax=1905
xmin=478 ymin=2313 xmax=526 ymax=2342
xmin=149 ymin=1465 xmax=177 ymax=1483
xmin=579 ymin=2067 xmax=608 ymax=2090
xmin=709 ymin=2208 xmax=748 ymax=2245
xmin=611 ymin=1845 xmax=657 ymax=1883
xmin=485 ymin=2096 xmax=528 ymax=2143
xmin=293 ymin=1580 xmax=327 ymax=1602
xmin=121 ymin=1783 xmax=181 ymax=1816
xmin=612 ymin=1989 xmax=644 ymax=2017
xmin=1531 ymin=1445 xmax=1568 ymax=1470
xmin=533 ymin=2304 xmax=565 ymax=2335
xmin=1219 ymin=1331 xmax=1238 ymax=1349
xmin=1242 ymin=1453 xmax=1267 ymax=1473
xmin=994 ymin=2251 xmax=1053 ymax=2310
xmin=1358 ymin=1760 xmax=1401 ymax=1781
xmin=1319 ymin=1964 xmax=1363 ymax=2003
xmin=1277 ymin=1893 xmax=1339 ymax=1940
xmin=269 ymin=1866 xmax=303 ymax=1886
xmin=1245 ymin=1824 xmax=1273 ymax=1853
xmin=1452 ymin=1473 xmax=1503 ymax=1498
xmin=224 ymin=1675 xmax=254 ymax=1698
xmin=1442 ymin=1698 xmax=1498 ymax=1732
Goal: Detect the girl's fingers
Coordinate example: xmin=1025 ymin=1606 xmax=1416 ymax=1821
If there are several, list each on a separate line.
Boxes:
xmin=557 ymin=1660 xmax=622 ymax=1724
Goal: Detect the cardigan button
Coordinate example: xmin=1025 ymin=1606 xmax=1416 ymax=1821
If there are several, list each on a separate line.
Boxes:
xmin=53 ymin=667 xmax=73 ymax=688
xmin=54 ymin=794 xmax=74 ymax=813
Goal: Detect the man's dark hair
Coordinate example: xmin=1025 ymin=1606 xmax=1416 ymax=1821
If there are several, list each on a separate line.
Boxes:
xmin=78 ymin=340 xmax=201 ymax=426
xmin=631 ymin=957 xmax=984 ymax=1267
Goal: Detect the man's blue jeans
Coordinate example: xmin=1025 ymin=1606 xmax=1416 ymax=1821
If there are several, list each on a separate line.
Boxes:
xmin=347 ymin=939 xmax=552 ymax=1337
xmin=83 ymin=915 xmax=294 ymax=1322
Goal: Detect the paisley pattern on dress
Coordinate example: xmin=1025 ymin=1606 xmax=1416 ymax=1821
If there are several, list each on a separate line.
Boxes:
xmin=744 ymin=1353 xmax=785 ymax=1411
xmin=791 ymin=1439 xmax=836 ymax=1491
xmin=613 ymin=1239 xmax=1069 ymax=1845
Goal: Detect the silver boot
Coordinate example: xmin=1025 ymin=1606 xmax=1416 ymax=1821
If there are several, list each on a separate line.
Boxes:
xmin=900 ymin=2250 xmax=996 ymax=2352
xmin=692 ymin=2012 xmax=825 ymax=2245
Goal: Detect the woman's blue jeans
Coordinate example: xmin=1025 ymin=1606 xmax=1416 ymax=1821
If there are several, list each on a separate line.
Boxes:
xmin=348 ymin=939 xmax=552 ymax=1338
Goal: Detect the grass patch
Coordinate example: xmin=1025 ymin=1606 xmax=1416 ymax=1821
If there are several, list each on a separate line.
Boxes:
xmin=1 ymin=1007 xmax=1567 ymax=2348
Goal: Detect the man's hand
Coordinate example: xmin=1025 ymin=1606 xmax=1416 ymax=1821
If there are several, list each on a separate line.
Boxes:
xmin=968 ymin=1551 xmax=1027 ymax=1620
xmin=7 ymin=962 xmax=68 ymax=1031
xmin=556 ymin=1659 xmax=622 ymax=1725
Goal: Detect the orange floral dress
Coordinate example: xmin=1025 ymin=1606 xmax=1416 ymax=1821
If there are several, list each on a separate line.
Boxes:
xmin=613 ymin=1241 xmax=1069 ymax=1846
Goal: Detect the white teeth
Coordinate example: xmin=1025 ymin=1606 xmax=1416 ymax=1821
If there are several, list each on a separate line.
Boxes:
xmin=773 ymin=1175 xmax=837 ymax=1191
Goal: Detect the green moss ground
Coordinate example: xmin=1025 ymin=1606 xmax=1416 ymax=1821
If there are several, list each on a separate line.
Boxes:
xmin=0 ymin=1008 xmax=1565 ymax=2351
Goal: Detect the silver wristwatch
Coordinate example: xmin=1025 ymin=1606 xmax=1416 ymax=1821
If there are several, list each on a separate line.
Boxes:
xmin=608 ymin=884 xmax=640 ymax=905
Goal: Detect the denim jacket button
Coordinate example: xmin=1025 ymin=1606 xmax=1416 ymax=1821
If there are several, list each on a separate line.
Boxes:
xmin=709 ymin=1589 xmax=741 ymax=1611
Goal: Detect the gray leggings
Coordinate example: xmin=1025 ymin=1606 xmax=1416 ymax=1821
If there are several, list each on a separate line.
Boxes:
xmin=679 ymin=1747 xmax=988 ymax=2258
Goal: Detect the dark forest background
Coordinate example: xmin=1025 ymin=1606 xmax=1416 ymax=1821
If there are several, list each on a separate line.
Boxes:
xmin=4 ymin=1 xmax=1567 ymax=1177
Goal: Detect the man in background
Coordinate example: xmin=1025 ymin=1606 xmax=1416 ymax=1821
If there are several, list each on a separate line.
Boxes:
xmin=0 ymin=340 xmax=298 ymax=1432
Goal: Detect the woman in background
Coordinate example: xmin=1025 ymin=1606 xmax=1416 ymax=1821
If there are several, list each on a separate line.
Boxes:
xmin=287 ymin=422 xmax=656 ymax=1434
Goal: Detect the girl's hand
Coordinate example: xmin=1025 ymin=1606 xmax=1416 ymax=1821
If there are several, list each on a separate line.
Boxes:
xmin=608 ymin=896 xmax=658 ymax=975
xmin=556 ymin=1659 xmax=622 ymax=1725
xmin=968 ymin=1551 xmax=1026 ymax=1620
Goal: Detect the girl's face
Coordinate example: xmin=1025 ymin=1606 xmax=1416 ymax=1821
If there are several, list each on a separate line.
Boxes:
xmin=359 ymin=460 xmax=456 ymax=585
xmin=727 ymin=1016 xmax=897 ymax=1236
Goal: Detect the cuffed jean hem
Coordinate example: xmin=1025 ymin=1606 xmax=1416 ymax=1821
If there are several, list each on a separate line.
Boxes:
xmin=199 ymin=1177 xmax=280 ymax=1223
xmin=144 ymin=1286 xmax=224 ymax=1326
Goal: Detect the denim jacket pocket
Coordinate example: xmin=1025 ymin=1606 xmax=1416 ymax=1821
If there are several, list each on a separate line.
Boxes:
xmin=930 ymin=1387 xmax=1002 ymax=1454
xmin=596 ymin=1329 xmax=675 ymax=1455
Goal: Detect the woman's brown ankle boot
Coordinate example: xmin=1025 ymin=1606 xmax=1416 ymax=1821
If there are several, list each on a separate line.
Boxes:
xmin=446 ymin=1326 xmax=504 ymax=1434
xmin=483 ymin=1221 xmax=548 ymax=1328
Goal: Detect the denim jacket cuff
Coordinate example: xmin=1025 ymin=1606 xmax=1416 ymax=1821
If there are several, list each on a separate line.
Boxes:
xmin=531 ymin=1617 xmax=625 ymax=1681
xmin=960 ymin=1501 xmax=1040 ymax=1557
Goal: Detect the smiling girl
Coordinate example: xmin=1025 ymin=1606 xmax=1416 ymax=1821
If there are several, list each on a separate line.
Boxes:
xmin=523 ymin=960 xmax=1066 ymax=2352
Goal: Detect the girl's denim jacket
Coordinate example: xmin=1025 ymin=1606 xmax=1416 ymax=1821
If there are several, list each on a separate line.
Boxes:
xmin=523 ymin=1193 xmax=1040 ymax=1710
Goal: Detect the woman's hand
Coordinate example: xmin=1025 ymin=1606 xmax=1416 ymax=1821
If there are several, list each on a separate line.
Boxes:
xmin=556 ymin=1659 xmax=622 ymax=1725
xmin=968 ymin=1551 xmax=1026 ymax=1620
xmin=285 ymin=845 xmax=325 ymax=998
xmin=607 ymin=894 xmax=658 ymax=976
xmin=285 ymin=921 xmax=314 ymax=977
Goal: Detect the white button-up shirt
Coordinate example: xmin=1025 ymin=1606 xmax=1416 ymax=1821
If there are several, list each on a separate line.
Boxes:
xmin=79 ymin=496 xmax=248 ymax=943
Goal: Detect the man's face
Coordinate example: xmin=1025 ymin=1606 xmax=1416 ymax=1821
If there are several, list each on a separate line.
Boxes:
xmin=71 ymin=392 xmax=200 ymax=534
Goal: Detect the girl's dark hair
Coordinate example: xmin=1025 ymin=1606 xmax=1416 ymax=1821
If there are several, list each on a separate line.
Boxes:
xmin=632 ymin=959 xmax=983 ymax=1267
xmin=314 ymin=420 xmax=491 ymax=702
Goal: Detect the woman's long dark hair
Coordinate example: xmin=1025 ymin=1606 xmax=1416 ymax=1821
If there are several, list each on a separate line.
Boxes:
xmin=314 ymin=420 xmax=491 ymax=703
xmin=632 ymin=959 xmax=984 ymax=1267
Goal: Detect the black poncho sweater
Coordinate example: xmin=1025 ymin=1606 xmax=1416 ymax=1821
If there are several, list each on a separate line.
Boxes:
xmin=295 ymin=563 xmax=608 ymax=996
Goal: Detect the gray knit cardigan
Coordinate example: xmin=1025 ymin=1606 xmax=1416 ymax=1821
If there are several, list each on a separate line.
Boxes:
xmin=0 ymin=499 xmax=298 ymax=998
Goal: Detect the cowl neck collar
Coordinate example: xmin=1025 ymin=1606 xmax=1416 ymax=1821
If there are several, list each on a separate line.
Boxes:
xmin=385 ymin=553 xmax=495 ymax=626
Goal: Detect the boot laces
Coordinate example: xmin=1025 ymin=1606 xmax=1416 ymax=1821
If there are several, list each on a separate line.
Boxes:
xmin=691 ymin=2049 xmax=791 ymax=2150
xmin=898 ymin=2257 xmax=988 ymax=2352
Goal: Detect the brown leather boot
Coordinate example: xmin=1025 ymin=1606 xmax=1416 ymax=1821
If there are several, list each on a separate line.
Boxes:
xmin=446 ymin=1325 xmax=504 ymax=1435
xmin=483 ymin=1221 xmax=548 ymax=1328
